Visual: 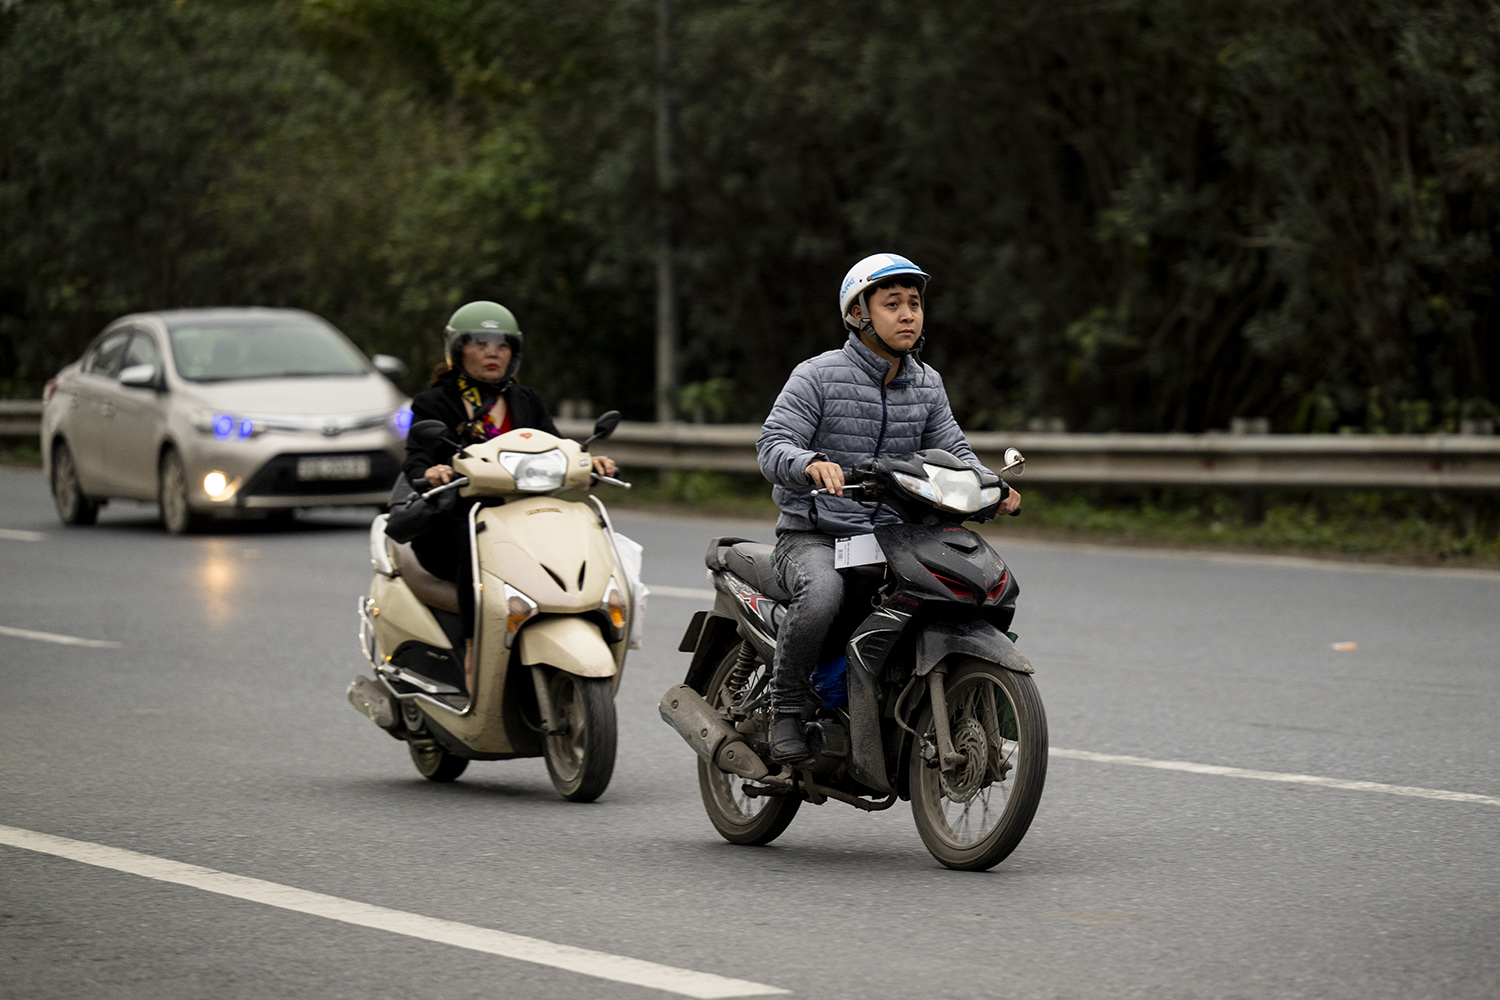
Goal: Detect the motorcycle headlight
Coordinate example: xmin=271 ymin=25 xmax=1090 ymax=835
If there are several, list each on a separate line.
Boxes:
xmin=893 ymin=471 xmax=938 ymax=504
xmin=499 ymin=449 xmax=568 ymax=491
xmin=895 ymin=464 xmax=987 ymax=513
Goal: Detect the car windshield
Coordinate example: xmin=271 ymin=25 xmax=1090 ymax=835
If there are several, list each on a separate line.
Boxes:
xmin=168 ymin=317 xmax=369 ymax=382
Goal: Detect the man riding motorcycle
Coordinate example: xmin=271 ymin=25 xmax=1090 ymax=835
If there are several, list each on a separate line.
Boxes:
xmin=755 ymin=253 xmax=1021 ymax=762
xmin=402 ymin=300 xmax=616 ymax=692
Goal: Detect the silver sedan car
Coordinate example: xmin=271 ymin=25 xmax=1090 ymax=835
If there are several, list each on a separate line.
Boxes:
xmin=41 ymin=307 xmax=412 ymax=532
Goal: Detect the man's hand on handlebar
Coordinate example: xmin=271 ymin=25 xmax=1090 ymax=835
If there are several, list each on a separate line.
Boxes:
xmin=424 ymin=464 xmax=454 ymax=486
xmin=806 ymin=460 xmax=845 ymax=497
xmin=1000 ymin=486 xmax=1022 ymax=516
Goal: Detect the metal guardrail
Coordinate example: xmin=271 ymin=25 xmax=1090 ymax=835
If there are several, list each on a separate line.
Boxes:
xmin=554 ymin=419 xmax=1500 ymax=491
xmin=6 ymin=400 xmax=1496 ymax=489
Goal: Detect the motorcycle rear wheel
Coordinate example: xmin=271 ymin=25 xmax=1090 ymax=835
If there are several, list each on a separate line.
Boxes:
xmin=697 ymin=643 xmax=801 ymax=846
xmin=409 ymin=741 xmax=469 ymax=782
xmin=909 ymin=658 xmax=1047 ymax=871
xmin=543 ymin=673 xmax=617 ymax=802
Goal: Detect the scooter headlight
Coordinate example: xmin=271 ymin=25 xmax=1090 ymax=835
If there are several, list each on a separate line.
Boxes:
xmin=503 ymin=583 xmax=538 ymax=647
xmin=499 ymin=449 xmax=568 ymax=491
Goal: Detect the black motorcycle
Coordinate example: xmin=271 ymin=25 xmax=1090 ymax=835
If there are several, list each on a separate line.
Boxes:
xmin=660 ymin=447 xmax=1046 ymax=871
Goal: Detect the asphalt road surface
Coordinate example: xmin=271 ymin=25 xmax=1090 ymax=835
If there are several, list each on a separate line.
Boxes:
xmin=2 ymin=465 xmax=1497 ymax=999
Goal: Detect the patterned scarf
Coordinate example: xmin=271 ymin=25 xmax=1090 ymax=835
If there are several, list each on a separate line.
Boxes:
xmin=456 ymin=373 xmax=509 ymax=441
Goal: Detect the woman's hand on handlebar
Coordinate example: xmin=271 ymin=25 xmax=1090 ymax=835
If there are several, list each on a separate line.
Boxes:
xmin=591 ymin=455 xmax=617 ymax=478
xmin=424 ymin=464 xmax=454 ymax=486
xmin=806 ymin=460 xmax=845 ymax=497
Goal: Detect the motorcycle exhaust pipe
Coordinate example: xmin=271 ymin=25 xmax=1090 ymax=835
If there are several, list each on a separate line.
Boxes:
xmin=658 ymin=684 xmax=771 ymax=781
xmin=348 ymin=674 xmax=398 ymax=731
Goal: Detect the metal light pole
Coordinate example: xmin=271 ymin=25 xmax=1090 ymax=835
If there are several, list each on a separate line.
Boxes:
xmin=654 ymin=0 xmax=679 ymax=424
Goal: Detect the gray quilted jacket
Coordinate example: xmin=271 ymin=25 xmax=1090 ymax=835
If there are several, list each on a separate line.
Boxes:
xmin=757 ymin=332 xmax=989 ymax=536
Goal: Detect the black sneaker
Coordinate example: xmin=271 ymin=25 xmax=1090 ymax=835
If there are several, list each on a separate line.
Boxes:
xmin=769 ymin=713 xmax=810 ymax=763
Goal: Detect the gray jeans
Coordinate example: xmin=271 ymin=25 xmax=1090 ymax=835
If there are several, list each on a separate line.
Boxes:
xmin=770 ymin=531 xmax=846 ymax=715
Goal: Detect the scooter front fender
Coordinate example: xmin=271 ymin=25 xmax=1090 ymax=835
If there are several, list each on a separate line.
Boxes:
xmin=518 ymin=616 xmax=617 ymax=678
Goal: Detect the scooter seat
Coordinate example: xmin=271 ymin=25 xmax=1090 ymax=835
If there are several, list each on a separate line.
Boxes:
xmin=392 ymin=541 xmax=462 ymax=614
xmin=723 ymin=542 xmax=791 ymax=604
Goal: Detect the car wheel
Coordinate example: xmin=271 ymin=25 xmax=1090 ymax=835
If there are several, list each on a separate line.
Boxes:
xmin=51 ymin=441 xmax=100 ymax=526
xmin=158 ymin=449 xmax=200 ymax=535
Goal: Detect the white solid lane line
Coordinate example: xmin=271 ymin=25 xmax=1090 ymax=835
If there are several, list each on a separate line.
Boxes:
xmin=1051 ymin=747 xmax=1500 ymax=807
xmin=0 ymin=528 xmax=46 ymax=542
xmin=647 ymin=584 xmax=716 ymax=601
xmin=0 ymin=624 xmax=120 ymax=648
xmin=0 ymin=825 xmax=789 ymax=999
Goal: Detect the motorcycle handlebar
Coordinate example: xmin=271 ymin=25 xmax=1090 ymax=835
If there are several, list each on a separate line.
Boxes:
xmin=809 ymin=482 xmax=874 ymax=497
xmin=592 ymin=474 xmax=632 ymax=489
xmin=420 ymin=477 xmax=470 ymax=500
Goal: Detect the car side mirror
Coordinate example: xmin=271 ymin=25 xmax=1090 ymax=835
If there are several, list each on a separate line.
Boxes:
xmin=119 ymin=363 xmax=159 ymax=390
xmin=372 ymin=354 xmax=407 ymax=379
xmin=409 ymin=419 xmax=453 ymax=449
xmin=582 ymin=409 xmax=622 ymax=452
xmin=1002 ymin=447 xmax=1025 ymax=475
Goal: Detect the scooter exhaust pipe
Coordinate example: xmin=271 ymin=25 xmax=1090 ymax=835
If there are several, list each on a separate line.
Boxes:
xmin=659 ymin=684 xmax=771 ymax=781
xmin=348 ymin=674 xmax=399 ymax=731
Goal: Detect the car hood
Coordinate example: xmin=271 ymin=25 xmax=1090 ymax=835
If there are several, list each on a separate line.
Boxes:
xmin=178 ymin=374 xmax=405 ymax=416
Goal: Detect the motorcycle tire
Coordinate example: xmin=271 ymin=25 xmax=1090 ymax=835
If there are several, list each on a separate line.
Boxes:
xmin=908 ymin=658 xmax=1047 ymax=872
xmin=409 ymin=741 xmax=469 ymax=782
xmin=697 ymin=643 xmax=801 ymax=846
xmin=543 ymin=673 xmax=617 ymax=802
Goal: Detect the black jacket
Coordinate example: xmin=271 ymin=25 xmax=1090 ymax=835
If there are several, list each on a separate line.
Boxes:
xmin=402 ymin=375 xmax=560 ymax=487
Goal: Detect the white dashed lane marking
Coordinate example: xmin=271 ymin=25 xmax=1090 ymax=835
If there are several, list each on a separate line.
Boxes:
xmin=645 ymin=584 xmax=716 ymax=601
xmin=1051 ymin=747 xmax=1500 ymax=807
xmin=0 ymin=624 xmax=121 ymax=648
xmin=0 ymin=528 xmax=46 ymax=542
xmin=0 ymin=825 xmax=789 ymax=999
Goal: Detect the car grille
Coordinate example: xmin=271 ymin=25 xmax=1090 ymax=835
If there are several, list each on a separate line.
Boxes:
xmin=240 ymin=451 xmax=401 ymax=497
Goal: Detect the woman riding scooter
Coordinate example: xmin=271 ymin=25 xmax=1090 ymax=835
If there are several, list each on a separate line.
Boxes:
xmin=403 ymin=300 xmax=616 ymax=692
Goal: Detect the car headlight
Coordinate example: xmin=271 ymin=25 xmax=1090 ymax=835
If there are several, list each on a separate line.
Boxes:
xmin=498 ymin=448 xmax=568 ymax=491
xmin=190 ymin=408 xmax=260 ymax=440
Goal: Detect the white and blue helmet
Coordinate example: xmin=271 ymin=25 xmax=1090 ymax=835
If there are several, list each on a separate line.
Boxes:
xmin=839 ymin=253 xmax=931 ymax=332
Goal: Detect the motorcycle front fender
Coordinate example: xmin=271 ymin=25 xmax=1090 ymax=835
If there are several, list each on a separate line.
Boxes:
xmin=914 ymin=619 xmax=1034 ymax=676
xmin=518 ymin=616 xmax=617 ymax=678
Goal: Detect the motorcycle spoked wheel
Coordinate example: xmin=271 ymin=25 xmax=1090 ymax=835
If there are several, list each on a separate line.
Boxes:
xmin=543 ymin=671 xmax=617 ymax=802
xmin=696 ymin=643 xmax=801 ymax=846
xmin=908 ymin=658 xmax=1048 ymax=871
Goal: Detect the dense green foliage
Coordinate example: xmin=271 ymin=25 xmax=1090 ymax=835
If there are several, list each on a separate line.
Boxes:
xmin=3 ymin=0 xmax=1497 ymax=431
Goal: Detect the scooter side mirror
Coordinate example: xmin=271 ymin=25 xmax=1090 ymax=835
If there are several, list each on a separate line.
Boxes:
xmin=409 ymin=419 xmax=453 ymax=449
xmin=581 ymin=410 xmax=622 ymax=452
xmin=1002 ymin=447 xmax=1025 ymax=475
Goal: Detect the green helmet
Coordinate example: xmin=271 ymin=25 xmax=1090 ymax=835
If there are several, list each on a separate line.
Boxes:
xmin=444 ymin=301 xmax=523 ymax=378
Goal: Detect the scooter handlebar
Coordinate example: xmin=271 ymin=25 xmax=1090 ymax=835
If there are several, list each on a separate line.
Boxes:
xmin=592 ymin=474 xmax=632 ymax=489
xmin=420 ymin=477 xmax=470 ymax=500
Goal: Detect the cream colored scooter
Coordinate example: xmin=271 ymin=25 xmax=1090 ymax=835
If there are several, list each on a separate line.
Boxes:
xmin=347 ymin=412 xmax=637 ymax=801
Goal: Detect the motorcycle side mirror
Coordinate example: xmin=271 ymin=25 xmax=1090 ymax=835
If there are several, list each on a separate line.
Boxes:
xmin=1002 ymin=447 xmax=1025 ymax=475
xmin=581 ymin=410 xmax=622 ymax=452
xmin=409 ymin=419 xmax=458 ymax=450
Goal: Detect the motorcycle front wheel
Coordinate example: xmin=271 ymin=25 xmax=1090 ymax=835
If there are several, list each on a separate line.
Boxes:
xmin=697 ymin=643 xmax=801 ymax=846
xmin=909 ymin=658 xmax=1048 ymax=871
xmin=543 ymin=672 xmax=617 ymax=802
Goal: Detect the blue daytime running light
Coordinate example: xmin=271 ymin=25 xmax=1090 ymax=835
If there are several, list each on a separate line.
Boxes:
xmin=391 ymin=406 xmax=413 ymax=436
xmin=212 ymin=414 xmax=234 ymax=440
xmin=237 ymin=418 xmax=254 ymax=439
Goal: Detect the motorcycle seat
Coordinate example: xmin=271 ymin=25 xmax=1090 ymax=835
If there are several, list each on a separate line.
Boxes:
xmin=722 ymin=542 xmax=791 ymax=604
xmin=391 ymin=541 xmax=462 ymax=614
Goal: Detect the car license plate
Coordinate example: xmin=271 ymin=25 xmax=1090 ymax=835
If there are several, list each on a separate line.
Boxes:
xmin=296 ymin=455 xmax=370 ymax=481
